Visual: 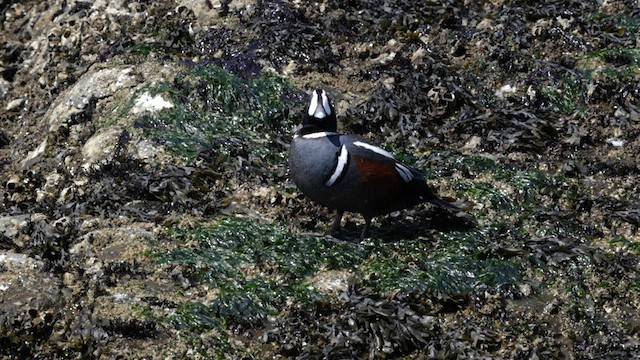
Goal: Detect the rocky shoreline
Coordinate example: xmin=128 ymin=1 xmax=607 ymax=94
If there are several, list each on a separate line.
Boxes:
xmin=1 ymin=1 xmax=639 ymax=358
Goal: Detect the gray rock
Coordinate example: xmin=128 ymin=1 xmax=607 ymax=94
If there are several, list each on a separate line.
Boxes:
xmin=0 ymin=213 xmax=46 ymax=241
xmin=0 ymin=251 xmax=62 ymax=318
xmin=5 ymin=97 xmax=25 ymax=111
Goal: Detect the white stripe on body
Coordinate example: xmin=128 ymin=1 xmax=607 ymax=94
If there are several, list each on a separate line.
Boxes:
xmin=394 ymin=163 xmax=414 ymax=182
xmin=353 ymin=141 xmax=395 ymax=159
xmin=325 ymin=145 xmax=349 ymax=187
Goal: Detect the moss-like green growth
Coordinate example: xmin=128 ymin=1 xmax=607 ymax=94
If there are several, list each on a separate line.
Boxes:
xmin=131 ymin=43 xmax=152 ymax=56
xmin=609 ymin=235 xmax=640 ymax=255
xmin=443 ymin=154 xmax=578 ymax=217
xmin=155 ymin=218 xmax=362 ymax=331
xmin=587 ymin=13 xmax=640 ymax=37
xmin=581 ymin=47 xmax=640 ymax=82
xmin=361 ymin=228 xmax=521 ymax=293
xmin=152 ymin=214 xmax=523 ymax=334
xmin=542 ymin=75 xmax=586 ymax=114
xmin=141 ymin=65 xmax=302 ymax=160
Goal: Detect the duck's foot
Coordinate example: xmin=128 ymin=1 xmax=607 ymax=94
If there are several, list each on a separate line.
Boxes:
xmin=358 ymin=217 xmax=372 ymax=242
xmin=330 ymin=210 xmax=344 ymax=234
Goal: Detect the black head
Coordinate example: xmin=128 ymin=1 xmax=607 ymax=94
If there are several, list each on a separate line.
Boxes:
xmin=299 ymin=89 xmax=337 ymax=134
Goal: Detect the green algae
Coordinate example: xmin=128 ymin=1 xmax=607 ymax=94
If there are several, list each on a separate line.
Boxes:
xmin=154 ymin=218 xmax=357 ymax=331
xmin=542 ymin=75 xmax=586 ymax=115
xmin=140 ymin=65 xmax=301 ymax=160
xmin=151 ymin=213 xmax=523 ymax=335
xmin=581 ymin=47 xmax=640 ymax=82
xmin=360 ymin=237 xmax=520 ymax=294
xmin=587 ymin=13 xmax=640 ymax=37
xmin=610 ymin=235 xmax=640 ymax=255
xmin=444 ymin=154 xmax=581 ymax=217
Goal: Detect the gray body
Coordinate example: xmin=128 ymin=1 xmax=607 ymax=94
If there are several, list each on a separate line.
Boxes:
xmin=289 ymin=89 xmax=458 ymax=240
xmin=289 ymin=133 xmax=430 ymax=220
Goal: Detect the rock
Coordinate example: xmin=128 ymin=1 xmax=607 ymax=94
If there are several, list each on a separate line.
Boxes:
xmin=133 ymin=138 xmax=166 ymax=162
xmin=70 ymin=225 xmax=156 ymax=263
xmin=0 ymin=78 xmax=11 ymax=99
xmin=0 ymin=251 xmax=62 ymax=318
xmin=0 ymin=213 xmax=48 ymax=246
xmin=309 ymin=270 xmax=353 ymax=295
xmin=35 ymin=172 xmax=64 ymax=203
xmin=81 ymin=127 xmax=125 ymax=171
xmin=46 ymin=67 xmax=138 ymax=134
xmin=19 ymin=137 xmax=48 ymax=170
xmin=178 ymin=0 xmax=221 ymax=23
xmin=476 ymin=18 xmax=494 ymax=30
xmin=410 ymin=47 xmax=426 ymax=68
xmin=5 ymin=97 xmax=25 ymax=111
xmin=495 ymin=84 xmax=517 ymax=99
xmin=0 ymin=214 xmax=32 ymax=240
xmin=131 ymin=92 xmax=174 ymax=114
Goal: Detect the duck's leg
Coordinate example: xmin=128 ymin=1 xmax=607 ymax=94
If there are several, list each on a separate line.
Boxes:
xmin=359 ymin=216 xmax=372 ymax=241
xmin=329 ymin=210 xmax=344 ymax=234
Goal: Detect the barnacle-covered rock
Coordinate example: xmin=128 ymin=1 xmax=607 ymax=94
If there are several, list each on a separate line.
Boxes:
xmin=1 ymin=0 xmax=640 ymax=358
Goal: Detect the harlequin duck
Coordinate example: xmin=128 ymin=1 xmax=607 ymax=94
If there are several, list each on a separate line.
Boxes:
xmin=289 ymin=89 xmax=460 ymax=241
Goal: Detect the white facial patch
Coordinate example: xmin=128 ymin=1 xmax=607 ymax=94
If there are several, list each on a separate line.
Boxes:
xmin=394 ymin=163 xmax=414 ymax=182
xmin=353 ymin=141 xmax=395 ymax=159
xmin=308 ymin=93 xmax=320 ymax=117
xmin=325 ymin=145 xmax=349 ymax=187
xmin=307 ymin=90 xmax=332 ymax=119
xmin=320 ymin=90 xmax=331 ymax=116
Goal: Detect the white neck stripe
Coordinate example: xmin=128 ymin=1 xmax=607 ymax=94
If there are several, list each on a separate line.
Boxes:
xmin=297 ymin=131 xmax=339 ymax=139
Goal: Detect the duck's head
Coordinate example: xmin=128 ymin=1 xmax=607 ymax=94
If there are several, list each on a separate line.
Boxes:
xmin=301 ymin=89 xmax=337 ymax=133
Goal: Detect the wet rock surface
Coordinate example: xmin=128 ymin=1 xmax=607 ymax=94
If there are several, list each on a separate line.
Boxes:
xmin=1 ymin=0 xmax=639 ymax=358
